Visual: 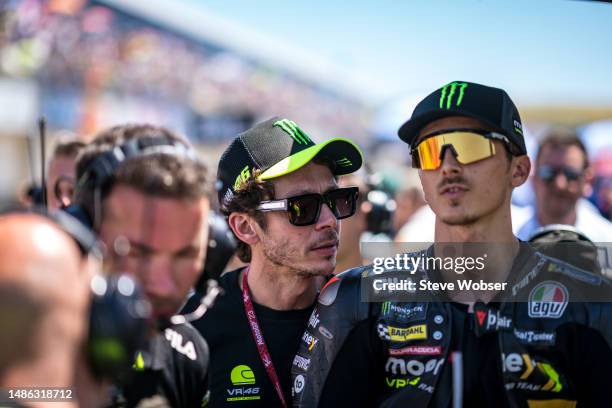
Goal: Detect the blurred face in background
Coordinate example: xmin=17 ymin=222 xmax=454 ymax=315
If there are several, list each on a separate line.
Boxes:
xmin=47 ymin=154 xmax=78 ymax=210
xmin=336 ymin=174 xmax=367 ymax=270
xmin=393 ymin=187 xmax=425 ymax=232
xmin=533 ymin=144 xmax=590 ymax=220
xmin=99 ymin=184 xmax=209 ymax=319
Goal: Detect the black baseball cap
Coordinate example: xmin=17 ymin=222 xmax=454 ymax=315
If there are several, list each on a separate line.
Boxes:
xmin=398 ymin=81 xmax=527 ymax=155
xmin=217 ymin=117 xmax=363 ymax=206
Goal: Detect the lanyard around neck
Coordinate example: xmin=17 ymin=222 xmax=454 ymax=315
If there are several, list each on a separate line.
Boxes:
xmin=241 ymin=267 xmax=288 ymax=408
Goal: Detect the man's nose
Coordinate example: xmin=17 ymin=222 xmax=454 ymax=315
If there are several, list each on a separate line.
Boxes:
xmin=141 ymin=257 xmax=176 ymax=299
xmin=315 ymin=202 xmax=338 ymax=230
xmin=439 ymin=146 xmax=462 ymax=176
xmin=552 ymin=172 xmax=569 ymax=190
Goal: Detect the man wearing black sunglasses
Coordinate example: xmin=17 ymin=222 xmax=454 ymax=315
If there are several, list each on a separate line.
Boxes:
xmin=192 ymin=117 xmax=363 ymax=407
xmin=516 ymin=128 xmax=612 ymax=242
xmin=292 ymin=81 xmax=612 ymax=408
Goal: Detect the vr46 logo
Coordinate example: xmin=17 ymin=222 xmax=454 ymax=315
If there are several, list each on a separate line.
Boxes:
xmin=226 ymin=365 xmax=261 ymax=402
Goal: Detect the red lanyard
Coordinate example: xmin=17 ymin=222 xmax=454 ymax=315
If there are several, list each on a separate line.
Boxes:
xmin=241 ymin=267 xmax=288 ymax=408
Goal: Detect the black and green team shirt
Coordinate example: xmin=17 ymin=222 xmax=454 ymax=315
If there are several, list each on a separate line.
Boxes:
xmin=112 ymin=322 xmax=209 ymax=408
xmin=192 ymin=268 xmax=313 ymax=407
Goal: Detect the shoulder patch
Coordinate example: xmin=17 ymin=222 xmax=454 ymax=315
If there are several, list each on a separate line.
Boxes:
xmin=318 ymin=276 xmax=341 ymax=306
xmin=545 ymin=256 xmax=602 ymax=286
xmin=319 ymin=266 xmax=365 ymax=306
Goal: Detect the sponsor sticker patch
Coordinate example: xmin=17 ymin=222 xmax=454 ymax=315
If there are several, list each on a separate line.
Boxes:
xmin=389 ymin=345 xmax=442 ymax=356
xmin=528 ymin=281 xmax=569 ymax=319
xmin=381 ymin=302 xmax=427 ymax=323
xmin=378 ymin=323 xmax=427 ymax=342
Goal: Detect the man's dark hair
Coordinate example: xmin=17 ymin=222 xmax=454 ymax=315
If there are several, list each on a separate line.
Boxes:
xmin=52 ymin=140 xmax=86 ymax=159
xmin=74 ymin=124 xmax=209 ymax=229
xmin=221 ymin=171 xmax=274 ymax=263
xmin=536 ymin=127 xmax=589 ymax=169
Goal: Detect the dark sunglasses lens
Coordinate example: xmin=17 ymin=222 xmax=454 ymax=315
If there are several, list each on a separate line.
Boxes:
xmin=539 ymin=165 xmax=582 ymax=182
xmin=564 ymin=169 xmax=581 ymax=181
xmin=327 ymin=188 xmax=358 ymax=219
xmin=288 ymin=195 xmax=321 ymax=225
xmin=538 ymin=165 xmax=555 ymax=181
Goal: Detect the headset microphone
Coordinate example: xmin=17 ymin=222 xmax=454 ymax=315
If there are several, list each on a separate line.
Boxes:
xmin=169 ymin=279 xmax=222 ymax=326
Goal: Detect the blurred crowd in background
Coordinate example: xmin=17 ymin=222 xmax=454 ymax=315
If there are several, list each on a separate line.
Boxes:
xmin=1 ymin=0 xmax=611 ymax=249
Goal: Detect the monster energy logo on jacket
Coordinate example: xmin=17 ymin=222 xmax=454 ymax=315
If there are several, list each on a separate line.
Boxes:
xmin=439 ymin=82 xmax=468 ymax=109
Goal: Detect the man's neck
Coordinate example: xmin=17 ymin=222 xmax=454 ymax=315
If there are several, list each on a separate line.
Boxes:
xmin=241 ymin=256 xmax=324 ymax=311
xmin=434 ymin=210 xmax=519 ymax=304
xmin=536 ymin=206 xmax=577 ymax=227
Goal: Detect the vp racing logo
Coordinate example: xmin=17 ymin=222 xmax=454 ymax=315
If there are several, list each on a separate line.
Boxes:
xmin=528 ymin=281 xmax=569 ymax=319
xmin=227 ymin=365 xmax=261 ymax=402
xmin=439 ymin=82 xmax=468 ymax=109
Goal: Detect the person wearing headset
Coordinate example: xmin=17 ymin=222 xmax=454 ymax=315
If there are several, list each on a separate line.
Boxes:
xmin=0 ymin=211 xmax=96 ymax=407
xmin=72 ymin=124 xmax=211 ymax=407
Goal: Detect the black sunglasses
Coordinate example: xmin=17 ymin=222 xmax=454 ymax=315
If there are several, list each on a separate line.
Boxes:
xmin=537 ymin=165 xmax=583 ymax=183
xmin=256 ymin=187 xmax=359 ymax=226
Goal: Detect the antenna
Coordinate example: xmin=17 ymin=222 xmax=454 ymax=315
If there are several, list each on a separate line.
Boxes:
xmin=25 ymin=133 xmax=36 ymax=188
xmin=39 ymin=117 xmax=47 ymax=208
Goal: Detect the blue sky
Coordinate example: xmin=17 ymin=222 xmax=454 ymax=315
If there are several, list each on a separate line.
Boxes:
xmin=181 ymin=0 xmax=612 ymax=106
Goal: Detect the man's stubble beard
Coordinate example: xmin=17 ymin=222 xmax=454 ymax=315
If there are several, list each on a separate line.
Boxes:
xmin=439 ymin=189 xmax=508 ymax=227
xmin=261 ymin=231 xmax=337 ymax=277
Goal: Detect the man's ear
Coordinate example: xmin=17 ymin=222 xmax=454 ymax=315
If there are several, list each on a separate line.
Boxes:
xmin=511 ymin=155 xmax=531 ymax=188
xmin=228 ymin=212 xmax=260 ymax=245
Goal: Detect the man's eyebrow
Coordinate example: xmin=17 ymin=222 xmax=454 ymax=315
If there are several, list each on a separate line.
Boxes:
xmin=128 ymin=240 xmax=155 ymax=254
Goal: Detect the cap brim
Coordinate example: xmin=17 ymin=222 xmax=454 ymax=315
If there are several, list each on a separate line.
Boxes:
xmin=259 ymin=138 xmax=363 ymax=181
xmin=398 ymin=110 xmax=509 ymax=148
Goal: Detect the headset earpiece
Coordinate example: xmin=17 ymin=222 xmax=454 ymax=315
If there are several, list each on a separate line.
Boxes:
xmin=88 ymin=274 xmax=150 ymax=383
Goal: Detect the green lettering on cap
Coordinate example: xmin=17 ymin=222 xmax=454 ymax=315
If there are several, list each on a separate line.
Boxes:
xmin=439 ymin=82 xmax=468 ymax=109
xmin=233 ymin=166 xmax=251 ymax=190
xmin=274 ymin=119 xmax=312 ymax=145
xmin=230 ymin=364 xmax=256 ymax=385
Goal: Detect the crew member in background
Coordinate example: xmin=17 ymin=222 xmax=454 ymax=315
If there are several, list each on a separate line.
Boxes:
xmin=516 ymin=127 xmax=612 ymax=241
xmin=73 ymin=124 xmax=210 ymax=407
xmin=335 ymin=172 xmax=369 ymax=273
xmin=0 ymin=212 xmax=94 ymax=407
xmin=46 ymin=138 xmax=86 ymax=210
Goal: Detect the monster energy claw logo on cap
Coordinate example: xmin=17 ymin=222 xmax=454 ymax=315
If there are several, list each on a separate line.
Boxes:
xmin=274 ymin=119 xmax=313 ymax=145
xmin=439 ymin=81 xmax=468 ymax=109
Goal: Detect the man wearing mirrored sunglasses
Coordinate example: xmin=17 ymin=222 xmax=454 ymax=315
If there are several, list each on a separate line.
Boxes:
xmin=516 ymin=128 xmax=612 ymax=242
xmin=292 ymin=81 xmax=612 ymax=408
xmin=191 ymin=117 xmax=363 ymax=407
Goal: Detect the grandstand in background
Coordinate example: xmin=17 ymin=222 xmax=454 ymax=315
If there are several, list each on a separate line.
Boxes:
xmin=0 ymin=0 xmax=371 ymax=201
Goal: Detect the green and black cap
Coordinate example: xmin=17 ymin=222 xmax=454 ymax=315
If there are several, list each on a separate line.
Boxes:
xmin=398 ymin=81 xmax=527 ymax=155
xmin=217 ymin=117 xmax=363 ymax=206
